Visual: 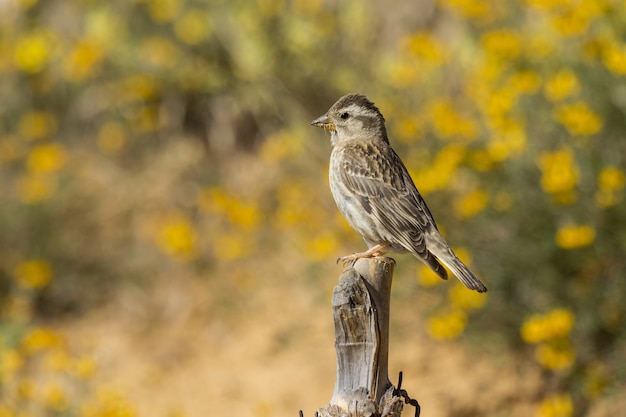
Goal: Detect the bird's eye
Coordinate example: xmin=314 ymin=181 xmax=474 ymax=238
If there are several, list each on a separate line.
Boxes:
xmin=340 ymin=112 xmax=350 ymax=120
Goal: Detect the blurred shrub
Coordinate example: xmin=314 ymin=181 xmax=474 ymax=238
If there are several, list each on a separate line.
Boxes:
xmin=1 ymin=0 xmax=626 ymax=415
xmin=0 ymin=324 xmax=139 ymax=417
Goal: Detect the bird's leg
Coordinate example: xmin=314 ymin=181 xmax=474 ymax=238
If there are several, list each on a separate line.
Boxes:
xmin=337 ymin=243 xmax=390 ymax=266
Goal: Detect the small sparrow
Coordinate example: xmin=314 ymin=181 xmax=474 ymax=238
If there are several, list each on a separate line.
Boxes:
xmin=311 ymin=94 xmax=487 ymax=293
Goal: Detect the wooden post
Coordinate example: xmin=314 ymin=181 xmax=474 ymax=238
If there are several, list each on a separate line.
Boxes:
xmin=316 ymin=257 xmax=412 ymax=417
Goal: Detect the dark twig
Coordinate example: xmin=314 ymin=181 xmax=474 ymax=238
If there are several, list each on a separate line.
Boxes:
xmin=393 ymin=371 xmax=421 ymax=417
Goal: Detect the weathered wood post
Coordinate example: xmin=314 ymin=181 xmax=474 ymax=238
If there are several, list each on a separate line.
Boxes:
xmin=315 ymin=257 xmax=417 ymax=417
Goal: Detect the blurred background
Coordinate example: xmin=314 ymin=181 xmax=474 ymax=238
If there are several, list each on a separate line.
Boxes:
xmin=1 ymin=0 xmax=626 ymax=416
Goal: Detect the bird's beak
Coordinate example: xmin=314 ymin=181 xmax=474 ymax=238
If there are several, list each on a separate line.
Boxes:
xmin=310 ymin=113 xmax=335 ymax=131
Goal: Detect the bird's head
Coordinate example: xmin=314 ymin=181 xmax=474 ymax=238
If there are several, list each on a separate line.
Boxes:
xmin=310 ymin=94 xmax=388 ymax=146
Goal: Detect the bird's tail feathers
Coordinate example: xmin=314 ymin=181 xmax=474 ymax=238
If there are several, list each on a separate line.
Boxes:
xmin=438 ymin=254 xmax=487 ymax=293
xmin=422 ymin=252 xmax=448 ymax=280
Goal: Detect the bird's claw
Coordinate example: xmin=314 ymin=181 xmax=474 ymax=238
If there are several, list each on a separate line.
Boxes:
xmin=336 ymin=255 xmax=358 ymax=266
xmin=336 ymin=252 xmax=387 ymax=267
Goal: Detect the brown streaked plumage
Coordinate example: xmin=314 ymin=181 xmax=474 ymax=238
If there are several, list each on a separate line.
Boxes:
xmin=310 ymin=93 xmax=487 ymax=293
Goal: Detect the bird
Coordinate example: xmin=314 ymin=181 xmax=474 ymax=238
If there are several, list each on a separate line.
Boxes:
xmin=310 ymin=93 xmax=487 ymax=293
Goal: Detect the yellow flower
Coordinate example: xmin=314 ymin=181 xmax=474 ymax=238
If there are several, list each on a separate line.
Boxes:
xmin=155 ymin=214 xmax=198 ymax=261
xmin=402 ymin=32 xmax=447 ymax=64
xmin=428 ymin=99 xmax=480 ymax=142
xmin=117 ymin=74 xmax=160 ymax=103
xmin=17 ymin=174 xmax=58 ymax=204
xmin=487 ymin=118 xmax=528 ymax=161
xmin=27 ymin=143 xmax=67 ymax=174
xmin=21 ymin=327 xmax=65 ymax=354
xmin=524 ymin=35 xmax=555 ymax=60
xmin=18 ymin=111 xmax=58 ymax=140
xmin=17 ymin=378 xmax=35 ymax=400
xmin=228 ymin=201 xmax=261 ymax=231
xmin=537 ymin=147 xmax=579 ymax=197
xmin=197 ymin=188 xmax=260 ymax=231
xmin=596 ymin=167 xmax=625 ymax=207
xmin=551 ymin=11 xmax=591 ymax=37
xmin=602 ymin=41 xmax=626 ymax=75
xmin=454 ymin=189 xmax=489 ymax=219
xmin=467 ymin=149 xmax=497 ymax=172
xmin=13 ymin=259 xmax=53 ymax=289
xmin=305 ymin=232 xmax=339 ymax=262
xmin=481 ymin=29 xmax=522 ymax=59
xmin=536 ymin=394 xmax=573 ymax=417
xmin=81 ymin=389 xmax=137 ymax=417
xmin=392 ymin=115 xmax=423 ymax=144
xmin=14 ymin=29 xmax=57 ymax=73
xmin=43 ymin=382 xmax=68 ymax=411
xmin=389 ymin=60 xmax=420 ymax=88
xmin=63 ymin=37 xmax=104 ymax=81
xmin=413 ymin=145 xmax=466 ymax=195
xmin=448 ymin=283 xmax=487 ymax=310
xmin=520 ymin=308 xmax=575 ymax=344
xmin=427 ymin=309 xmax=467 ymax=341
xmin=544 ymin=69 xmax=580 ymax=102
xmin=507 ymin=70 xmax=541 ymax=95
xmin=554 ymin=101 xmax=603 ymax=136
xmin=417 ymin=263 xmax=443 ymax=287
xmin=440 ymin=0 xmax=492 ymax=19
xmin=598 ymin=166 xmax=625 ymax=191
xmin=0 ymin=349 xmax=23 ymax=380
xmin=174 ymin=10 xmax=211 ymax=45
xmin=536 ymin=340 xmax=575 ymax=370
xmin=555 ymin=224 xmax=596 ymax=249
xmin=484 ymin=89 xmax=516 ymax=118
xmin=197 ymin=187 xmax=229 ymax=213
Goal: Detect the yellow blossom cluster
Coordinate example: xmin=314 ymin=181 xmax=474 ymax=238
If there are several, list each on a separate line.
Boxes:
xmin=197 ymin=188 xmax=261 ymax=262
xmin=154 ymin=212 xmax=199 ymax=262
xmin=537 ymin=147 xmax=580 ymax=204
xmin=6 ymin=109 xmax=69 ymax=205
xmin=596 ymin=166 xmax=626 ymax=207
xmin=521 ymin=309 xmax=575 ymax=371
xmin=13 ymin=259 xmax=53 ymax=290
xmin=424 ymin=249 xmax=487 ymax=341
xmin=536 ymin=393 xmax=573 ymax=417
xmin=554 ymin=101 xmax=603 ymax=136
xmin=0 ymin=326 xmax=117 ymax=416
xmin=555 ymin=224 xmax=596 ymax=250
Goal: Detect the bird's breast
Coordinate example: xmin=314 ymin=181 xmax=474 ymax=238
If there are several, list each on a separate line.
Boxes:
xmin=329 ymin=150 xmax=381 ymax=244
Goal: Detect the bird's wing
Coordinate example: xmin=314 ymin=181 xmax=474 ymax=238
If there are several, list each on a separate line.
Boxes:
xmin=338 ymin=142 xmax=444 ymax=271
